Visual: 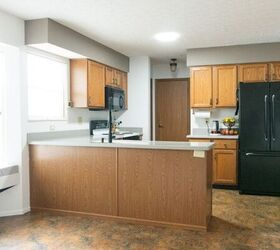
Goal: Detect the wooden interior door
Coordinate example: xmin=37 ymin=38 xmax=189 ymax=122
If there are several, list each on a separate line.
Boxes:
xmin=190 ymin=66 xmax=212 ymax=108
xmin=155 ymin=79 xmax=189 ymax=141
xmin=238 ymin=63 xmax=268 ymax=82
xmin=88 ymin=61 xmax=105 ymax=108
xmin=213 ymin=65 xmax=237 ymax=107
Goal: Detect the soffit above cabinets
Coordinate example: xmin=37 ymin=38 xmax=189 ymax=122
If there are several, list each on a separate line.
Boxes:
xmin=25 ymin=18 xmax=129 ymax=72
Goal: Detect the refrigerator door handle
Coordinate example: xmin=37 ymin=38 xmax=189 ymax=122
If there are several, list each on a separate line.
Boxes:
xmin=272 ymin=94 xmax=276 ymax=141
xmin=264 ymin=95 xmax=268 ymax=141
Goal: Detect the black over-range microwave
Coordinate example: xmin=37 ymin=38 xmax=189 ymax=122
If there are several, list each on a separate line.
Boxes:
xmin=105 ymin=86 xmax=126 ymax=111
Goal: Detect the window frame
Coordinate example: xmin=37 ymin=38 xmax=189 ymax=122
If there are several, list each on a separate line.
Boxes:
xmin=25 ymin=49 xmax=69 ymax=122
xmin=0 ymin=49 xmax=6 ymax=164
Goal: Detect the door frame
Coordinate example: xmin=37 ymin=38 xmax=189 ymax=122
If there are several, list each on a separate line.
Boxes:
xmin=152 ymin=78 xmax=190 ymax=141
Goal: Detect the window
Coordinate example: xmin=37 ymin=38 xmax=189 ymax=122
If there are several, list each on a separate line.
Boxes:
xmin=27 ymin=53 xmax=67 ymax=121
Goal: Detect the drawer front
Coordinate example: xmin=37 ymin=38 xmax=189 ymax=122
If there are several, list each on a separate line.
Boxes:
xmin=188 ymin=139 xmax=211 ymax=142
xmin=214 ymin=139 xmax=237 ymax=149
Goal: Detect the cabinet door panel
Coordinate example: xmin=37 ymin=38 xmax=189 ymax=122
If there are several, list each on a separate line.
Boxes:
xmin=213 ymin=149 xmax=237 ymax=185
xmin=30 ymin=146 xmax=117 ymax=215
xmin=88 ymin=61 xmax=105 ymax=108
xmin=238 ymin=64 xmax=268 ymax=83
xmin=105 ymin=66 xmax=115 ymax=86
xmin=114 ymin=70 xmax=122 ymax=87
xmin=213 ymin=65 xmax=237 ymax=107
xmin=270 ymin=63 xmax=280 ymax=81
xmin=190 ymin=67 xmax=212 ymax=108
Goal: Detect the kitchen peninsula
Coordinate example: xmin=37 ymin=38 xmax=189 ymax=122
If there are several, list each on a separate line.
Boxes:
xmin=29 ymin=138 xmax=214 ymax=231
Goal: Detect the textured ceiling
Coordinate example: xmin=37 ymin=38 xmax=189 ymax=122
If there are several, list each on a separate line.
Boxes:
xmin=1 ymin=0 xmax=280 ymax=63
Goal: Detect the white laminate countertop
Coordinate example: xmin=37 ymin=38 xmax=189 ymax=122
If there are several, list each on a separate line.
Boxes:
xmin=187 ymin=134 xmax=239 ymax=140
xmin=29 ymin=136 xmax=215 ymax=151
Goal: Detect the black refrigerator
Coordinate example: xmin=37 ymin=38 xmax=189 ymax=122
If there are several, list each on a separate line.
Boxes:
xmin=239 ymin=82 xmax=280 ymax=196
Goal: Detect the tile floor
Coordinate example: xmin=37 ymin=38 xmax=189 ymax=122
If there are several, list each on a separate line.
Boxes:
xmin=0 ymin=189 xmax=279 ymax=250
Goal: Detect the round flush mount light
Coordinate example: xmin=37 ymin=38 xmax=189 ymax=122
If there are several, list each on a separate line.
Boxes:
xmin=154 ymin=32 xmax=180 ymax=42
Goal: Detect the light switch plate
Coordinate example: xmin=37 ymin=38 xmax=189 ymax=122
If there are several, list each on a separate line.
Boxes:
xmin=193 ymin=150 xmax=205 ymax=158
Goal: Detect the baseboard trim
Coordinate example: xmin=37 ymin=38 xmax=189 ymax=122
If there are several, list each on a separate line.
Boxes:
xmin=0 ymin=207 xmax=30 ymax=217
xmin=31 ymin=207 xmax=207 ymax=231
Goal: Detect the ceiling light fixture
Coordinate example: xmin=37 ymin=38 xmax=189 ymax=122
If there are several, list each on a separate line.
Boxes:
xmin=154 ymin=32 xmax=180 ymax=42
xmin=170 ymin=58 xmax=177 ymax=72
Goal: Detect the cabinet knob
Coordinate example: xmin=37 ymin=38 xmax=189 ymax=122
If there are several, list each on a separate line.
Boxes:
xmin=216 ymin=98 xmax=219 ymax=105
xmin=210 ymin=98 xmax=213 ymax=106
xmin=158 ymin=122 xmax=164 ymax=128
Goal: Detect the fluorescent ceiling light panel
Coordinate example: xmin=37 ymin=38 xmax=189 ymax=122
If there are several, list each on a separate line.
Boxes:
xmin=154 ymin=32 xmax=180 ymax=42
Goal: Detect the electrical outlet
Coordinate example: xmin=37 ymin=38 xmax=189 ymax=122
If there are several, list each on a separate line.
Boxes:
xmin=77 ymin=116 xmax=83 ymax=123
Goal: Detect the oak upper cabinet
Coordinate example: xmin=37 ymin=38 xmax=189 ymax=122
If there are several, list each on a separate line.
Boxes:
xmin=238 ymin=63 xmax=269 ymax=83
xmin=70 ymin=59 xmax=105 ymax=109
xmin=270 ymin=62 xmax=280 ymax=81
xmin=105 ymin=67 xmax=123 ymax=87
xmin=88 ymin=61 xmax=105 ymax=108
xmin=190 ymin=66 xmax=213 ymax=108
xmin=213 ymin=65 xmax=237 ymax=107
xmin=105 ymin=66 xmax=115 ymax=86
xmin=212 ymin=140 xmax=237 ymax=185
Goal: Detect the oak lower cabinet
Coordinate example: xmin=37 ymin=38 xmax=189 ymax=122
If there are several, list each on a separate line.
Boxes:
xmin=70 ymin=59 xmax=105 ymax=109
xmin=30 ymin=145 xmax=212 ymax=231
xmin=188 ymin=138 xmax=237 ymax=186
xmin=213 ymin=149 xmax=237 ymax=185
xmin=30 ymin=146 xmax=117 ymax=215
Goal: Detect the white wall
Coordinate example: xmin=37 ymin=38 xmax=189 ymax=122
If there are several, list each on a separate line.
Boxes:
xmin=190 ymin=108 xmax=237 ymax=133
xmin=152 ymin=62 xmax=189 ymax=79
xmin=0 ymin=9 xmax=26 ymax=217
xmin=0 ymin=9 xmax=24 ymax=47
xmin=0 ymin=44 xmax=27 ymax=216
xmin=119 ymin=56 xmax=151 ymax=140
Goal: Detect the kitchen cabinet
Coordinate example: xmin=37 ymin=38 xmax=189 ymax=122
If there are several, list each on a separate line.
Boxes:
xmin=190 ymin=66 xmax=213 ymax=108
xmin=88 ymin=60 xmax=105 ymax=108
xmin=213 ymin=139 xmax=237 ymax=185
xmin=105 ymin=66 xmax=125 ymax=88
xmin=213 ymin=65 xmax=237 ymax=107
xmin=238 ymin=63 xmax=269 ymax=83
xmin=70 ymin=59 xmax=105 ymax=109
xmin=190 ymin=65 xmax=237 ymax=108
xmin=30 ymin=145 xmax=212 ymax=231
xmin=270 ymin=62 xmax=280 ymax=81
xmin=213 ymin=149 xmax=237 ymax=185
xmin=188 ymin=138 xmax=238 ymax=186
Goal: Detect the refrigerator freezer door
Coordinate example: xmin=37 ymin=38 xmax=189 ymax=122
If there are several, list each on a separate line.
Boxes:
xmin=239 ymin=152 xmax=280 ymax=195
xmin=270 ymin=82 xmax=280 ymax=151
xmin=239 ymin=83 xmax=270 ymax=151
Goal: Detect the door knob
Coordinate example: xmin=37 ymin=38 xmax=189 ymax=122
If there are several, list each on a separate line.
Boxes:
xmin=158 ymin=123 xmax=164 ymax=128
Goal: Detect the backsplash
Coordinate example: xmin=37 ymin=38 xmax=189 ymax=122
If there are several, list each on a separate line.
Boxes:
xmin=190 ymin=108 xmax=238 ymax=133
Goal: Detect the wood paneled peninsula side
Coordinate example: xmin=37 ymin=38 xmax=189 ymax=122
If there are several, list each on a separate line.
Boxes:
xmin=29 ymin=139 xmax=214 ymax=231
